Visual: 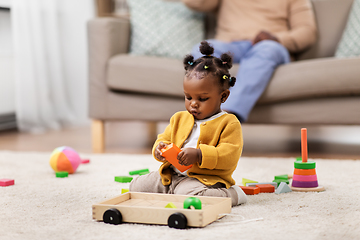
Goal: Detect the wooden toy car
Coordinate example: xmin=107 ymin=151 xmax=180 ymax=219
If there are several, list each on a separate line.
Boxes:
xmin=92 ymin=192 xmax=231 ymax=229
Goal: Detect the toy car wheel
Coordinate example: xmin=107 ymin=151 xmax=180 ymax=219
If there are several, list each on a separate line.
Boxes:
xmin=168 ymin=212 xmax=187 ymax=229
xmin=103 ymin=208 xmax=122 ymax=225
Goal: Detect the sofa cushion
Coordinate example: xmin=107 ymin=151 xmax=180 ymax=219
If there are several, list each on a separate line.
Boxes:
xmin=127 ymin=0 xmax=204 ymax=59
xmin=107 ymin=55 xmax=185 ymax=97
xmin=108 ymin=55 xmax=360 ymax=105
xmin=335 ymin=0 xmax=360 ymax=58
xmin=257 ymin=57 xmax=360 ymax=104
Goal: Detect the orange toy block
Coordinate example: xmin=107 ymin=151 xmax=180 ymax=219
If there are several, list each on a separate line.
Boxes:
xmin=256 ymin=184 xmax=275 ymax=193
xmin=240 ymin=186 xmax=260 ymax=195
xmin=161 ymin=143 xmax=192 ymax=173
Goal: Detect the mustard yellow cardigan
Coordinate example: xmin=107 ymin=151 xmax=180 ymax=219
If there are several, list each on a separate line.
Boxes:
xmin=152 ymin=111 xmax=243 ymax=188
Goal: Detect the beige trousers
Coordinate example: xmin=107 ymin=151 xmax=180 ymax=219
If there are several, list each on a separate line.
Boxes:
xmin=129 ymin=169 xmax=239 ymax=206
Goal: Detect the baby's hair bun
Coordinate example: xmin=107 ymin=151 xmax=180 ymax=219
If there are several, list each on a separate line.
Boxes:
xmin=183 ymin=54 xmax=194 ymax=70
xmin=220 ymin=53 xmax=233 ymax=69
xmin=229 ymin=77 xmax=236 ymax=87
xmin=199 ymin=41 xmax=214 ymax=56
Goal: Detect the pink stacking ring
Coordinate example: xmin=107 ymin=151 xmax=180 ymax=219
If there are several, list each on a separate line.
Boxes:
xmin=293 ymin=174 xmax=317 ymax=182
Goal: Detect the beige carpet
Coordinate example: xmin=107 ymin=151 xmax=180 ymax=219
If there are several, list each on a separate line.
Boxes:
xmin=1 ymin=151 xmax=359 ymax=240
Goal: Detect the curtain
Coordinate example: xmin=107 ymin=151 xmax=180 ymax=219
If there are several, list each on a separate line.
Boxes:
xmin=11 ymin=0 xmax=94 ymax=133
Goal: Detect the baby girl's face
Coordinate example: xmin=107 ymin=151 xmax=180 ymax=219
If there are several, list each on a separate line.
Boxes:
xmin=183 ymin=74 xmax=229 ymax=120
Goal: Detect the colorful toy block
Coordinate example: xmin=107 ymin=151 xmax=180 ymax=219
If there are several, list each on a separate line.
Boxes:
xmin=272 ymin=179 xmax=290 ymax=187
xmin=274 ymin=174 xmax=289 ymax=180
xmin=275 ymin=182 xmax=292 ymax=194
xmin=129 ymin=168 xmax=150 ymax=176
xmin=256 ymin=184 xmax=275 ymax=193
xmin=165 ymin=202 xmax=177 ymax=209
xmin=240 ymin=186 xmax=260 ymax=195
xmin=121 ymin=188 xmax=129 ymax=194
xmin=114 ymin=176 xmax=133 ymax=183
xmin=247 ymin=182 xmax=277 ymax=189
xmin=56 ymin=172 xmax=68 ymax=178
xmin=242 ymin=178 xmax=258 ymax=186
xmin=161 ymin=143 xmax=192 ymax=172
xmin=0 ymin=178 xmax=14 ymax=187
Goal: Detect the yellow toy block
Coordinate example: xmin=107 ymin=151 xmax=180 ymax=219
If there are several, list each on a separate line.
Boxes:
xmin=121 ymin=188 xmax=129 ymax=194
xmin=242 ymin=178 xmax=258 ymax=186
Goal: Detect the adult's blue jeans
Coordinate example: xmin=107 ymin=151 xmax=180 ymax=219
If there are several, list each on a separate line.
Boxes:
xmin=191 ymin=40 xmax=290 ymax=122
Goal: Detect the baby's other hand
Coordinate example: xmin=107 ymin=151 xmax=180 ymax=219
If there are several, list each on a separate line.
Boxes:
xmin=155 ymin=142 xmax=167 ymax=161
xmin=177 ymin=148 xmax=202 ymax=166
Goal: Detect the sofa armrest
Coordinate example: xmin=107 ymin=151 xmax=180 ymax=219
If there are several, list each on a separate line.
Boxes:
xmin=87 ymin=17 xmax=130 ymax=118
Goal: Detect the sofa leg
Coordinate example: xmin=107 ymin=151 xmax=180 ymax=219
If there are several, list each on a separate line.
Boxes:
xmin=92 ymin=119 xmax=105 ymax=153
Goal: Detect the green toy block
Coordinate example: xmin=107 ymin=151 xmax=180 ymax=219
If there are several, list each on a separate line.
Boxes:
xmin=56 ymin=171 xmax=68 ymax=178
xmin=115 ymin=176 xmax=133 ymax=183
xmin=129 ymin=168 xmax=150 ymax=176
xmin=165 ymin=202 xmax=177 ymax=209
xmin=242 ymin=178 xmax=258 ymax=186
xmin=274 ymin=174 xmax=289 ymax=180
xmin=272 ymin=179 xmax=290 ymax=187
xmin=296 ymin=156 xmax=302 ymax=161
xmin=121 ymin=188 xmax=129 ymax=194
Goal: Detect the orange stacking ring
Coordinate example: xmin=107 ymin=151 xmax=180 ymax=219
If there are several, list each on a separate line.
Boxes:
xmin=294 ymin=168 xmax=316 ymax=175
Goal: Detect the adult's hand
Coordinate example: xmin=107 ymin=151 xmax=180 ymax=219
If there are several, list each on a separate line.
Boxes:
xmin=253 ymin=30 xmax=279 ymax=45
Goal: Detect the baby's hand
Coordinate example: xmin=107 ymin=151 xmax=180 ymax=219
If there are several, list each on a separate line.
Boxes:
xmin=177 ymin=148 xmax=202 ymax=166
xmin=154 ymin=142 xmax=167 ymax=161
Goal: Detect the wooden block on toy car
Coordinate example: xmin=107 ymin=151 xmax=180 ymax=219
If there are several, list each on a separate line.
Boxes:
xmin=256 ymin=184 xmax=275 ymax=193
xmin=240 ymin=186 xmax=260 ymax=195
xmin=161 ymin=143 xmax=192 ymax=172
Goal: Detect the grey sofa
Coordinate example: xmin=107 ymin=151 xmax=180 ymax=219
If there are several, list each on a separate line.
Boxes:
xmin=88 ymin=0 xmax=360 ymax=153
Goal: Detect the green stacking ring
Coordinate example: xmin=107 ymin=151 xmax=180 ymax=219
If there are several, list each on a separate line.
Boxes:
xmin=294 ymin=160 xmax=316 ymax=169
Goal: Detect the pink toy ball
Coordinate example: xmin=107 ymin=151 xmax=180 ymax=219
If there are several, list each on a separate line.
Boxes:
xmin=49 ymin=146 xmax=81 ymax=174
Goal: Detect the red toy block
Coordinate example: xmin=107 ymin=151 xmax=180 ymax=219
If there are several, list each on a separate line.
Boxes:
xmin=256 ymin=184 xmax=275 ymax=193
xmin=0 ymin=179 xmax=15 ymax=187
xmin=240 ymin=186 xmax=260 ymax=195
xmin=161 ymin=143 xmax=192 ymax=172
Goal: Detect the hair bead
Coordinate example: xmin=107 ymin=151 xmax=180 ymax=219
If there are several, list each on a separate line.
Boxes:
xmin=188 ymin=61 xmax=193 ymax=65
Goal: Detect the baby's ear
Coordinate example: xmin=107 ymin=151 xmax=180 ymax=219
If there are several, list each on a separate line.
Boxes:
xmin=221 ymin=89 xmax=230 ymax=103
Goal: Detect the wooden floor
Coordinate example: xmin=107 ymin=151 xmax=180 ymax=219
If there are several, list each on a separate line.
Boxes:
xmin=0 ymin=122 xmax=359 ymax=160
